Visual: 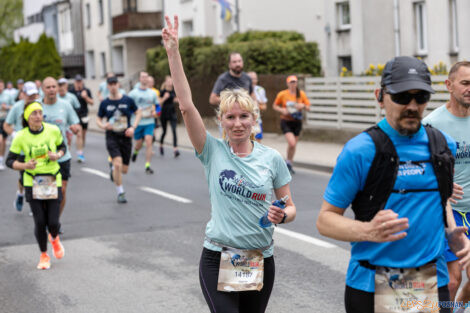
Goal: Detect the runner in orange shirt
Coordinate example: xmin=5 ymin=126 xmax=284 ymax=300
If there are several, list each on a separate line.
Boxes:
xmin=273 ymin=75 xmax=310 ymax=174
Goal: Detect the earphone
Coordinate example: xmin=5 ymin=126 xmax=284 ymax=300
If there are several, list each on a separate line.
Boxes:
xmin=378 ymin=88 xmax=384 ymax=102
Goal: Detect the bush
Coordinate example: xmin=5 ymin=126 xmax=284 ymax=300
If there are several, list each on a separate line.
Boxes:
xmin=227 ymin=30 xmax=305 ymax=43
xmin=0 ymin=34 xmax=62 ymax=82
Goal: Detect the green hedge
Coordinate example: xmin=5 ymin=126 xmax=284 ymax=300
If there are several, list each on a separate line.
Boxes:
xmin=0 ymin=34 xmax=62 ymax=82
xmin=147 ymin=31 xmax=321 ymax=83
xmin=227 ymin=30 xmax=305 ymax=43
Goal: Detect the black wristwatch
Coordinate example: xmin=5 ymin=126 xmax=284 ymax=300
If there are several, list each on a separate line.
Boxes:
xmin=280 ymin=213 xmax=287 ymax=224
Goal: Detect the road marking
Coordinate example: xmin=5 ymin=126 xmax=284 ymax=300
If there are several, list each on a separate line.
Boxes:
xmin=275 ymin=227 xmax=338 ymax=248
xmin=139 ymin=186 xmax=193 ymax=204
xmin=81 ymin=167 xmax=109 ymax=179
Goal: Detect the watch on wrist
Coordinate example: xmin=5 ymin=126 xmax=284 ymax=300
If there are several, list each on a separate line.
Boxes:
xmin=280 ymin=213 xmax=287 ymax=224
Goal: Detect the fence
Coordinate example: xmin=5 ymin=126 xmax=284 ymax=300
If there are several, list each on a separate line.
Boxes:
xmin=304 ymin=75 xmax=448 ymax=130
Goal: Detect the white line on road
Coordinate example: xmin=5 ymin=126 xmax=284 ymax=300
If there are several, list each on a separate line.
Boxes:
xmin=275 ymin=227 xmax=338 ymax=249
xmin=139 ymin=186 xmax=193 ymax=204
xmin=81 ymin=167 xmax=109 ymax=179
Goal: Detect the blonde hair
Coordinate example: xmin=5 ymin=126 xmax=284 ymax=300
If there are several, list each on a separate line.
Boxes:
xmin=217 ymin=89 xmax=259 ymax=141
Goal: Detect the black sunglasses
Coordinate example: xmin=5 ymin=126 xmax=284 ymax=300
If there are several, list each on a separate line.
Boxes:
xmin=387 ymin=90 xmax=431 ymax=105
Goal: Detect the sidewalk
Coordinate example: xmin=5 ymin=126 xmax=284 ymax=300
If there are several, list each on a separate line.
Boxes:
xmin=87 ymin=115 xmax=344 ymax=173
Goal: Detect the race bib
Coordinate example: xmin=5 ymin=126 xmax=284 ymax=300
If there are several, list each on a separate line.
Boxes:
xmin=80 ymin=116 xmax=89 ymax=123
xmin=141 ymin=106 xmax=153 ymax=118
xmin=217 ymin=246 xmax=264 ymax=292
xmin=32 ymin=175 xmax=58 ymax=200
xmin=112 ymin=116 xmax=128 ymax=132
xmin=375 ymin=263 xmax=439 ymax=313
xmin=0 ymin=110 xmax=7 ymax=119
xmin=286 ymin=101 xmax=298 ymax=114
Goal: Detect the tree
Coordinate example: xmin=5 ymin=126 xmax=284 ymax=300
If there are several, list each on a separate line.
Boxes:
xmin=0 ymin=0 xmax=23 ymax=47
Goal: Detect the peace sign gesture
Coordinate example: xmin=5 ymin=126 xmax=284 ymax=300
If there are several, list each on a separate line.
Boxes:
xmin=162 ymin=15 xmax=179 ymax=52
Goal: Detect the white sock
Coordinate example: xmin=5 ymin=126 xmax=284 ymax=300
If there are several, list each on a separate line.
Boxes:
xmin=17 ymin=190 xmax=24 ymax=197
xmin=116 ymin=185 xmax=124 ymax=194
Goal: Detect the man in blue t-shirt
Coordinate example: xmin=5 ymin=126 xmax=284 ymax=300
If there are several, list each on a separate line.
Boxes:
xmin=97 ymin=76 xmax=141 ymax=204
xmin=423 ymin=61 xmax=470 ymax=305
xmin=316 ymin=56 xmax=470 ymax=313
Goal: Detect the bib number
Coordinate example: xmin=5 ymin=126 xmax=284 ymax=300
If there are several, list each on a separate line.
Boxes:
xmin=141 ymin=106 xmax=153 ymax=118
xmin=112 ymin=116 xmax=128 ymax=132
xmin=32 ymin=175 xmax=58 ymax=200
xmin=217 ymin=247 xmax=264 ymax=292
xmin=375 ymin=263 xmax=439 ymax=313
xmin=81 ymin=116 xmax=89 ymax=123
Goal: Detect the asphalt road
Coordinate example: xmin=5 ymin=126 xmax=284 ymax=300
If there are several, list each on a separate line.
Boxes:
xmin=0 ymin=131 xmax=351 ymax=313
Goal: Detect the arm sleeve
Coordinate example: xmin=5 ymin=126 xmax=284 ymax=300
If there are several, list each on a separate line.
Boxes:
xmin=6 ymin=151 xmax=21 ymax=169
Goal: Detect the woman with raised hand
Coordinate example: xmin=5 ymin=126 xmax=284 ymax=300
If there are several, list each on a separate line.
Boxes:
xmin=6 ymin=101 xmax=66 ymax=270
xmin=163 ymin=15 xmax=296 ymax=313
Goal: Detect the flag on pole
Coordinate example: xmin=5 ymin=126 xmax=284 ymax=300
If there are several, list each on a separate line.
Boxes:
xmin=218 ymin=0 xmax=232 ymax=21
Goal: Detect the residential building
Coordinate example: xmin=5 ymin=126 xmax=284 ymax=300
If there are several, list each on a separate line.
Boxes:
xmin=13 ymin=0 xmax=85 ymax=77
xmin=324 ymin=0 xmax=470 ymax=76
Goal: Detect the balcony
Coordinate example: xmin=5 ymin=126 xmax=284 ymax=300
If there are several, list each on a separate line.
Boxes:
xmin=112 ymin=12 xmax=163 ymax=34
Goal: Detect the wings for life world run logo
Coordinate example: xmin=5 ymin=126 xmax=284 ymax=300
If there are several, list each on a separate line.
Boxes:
xmin=218 ymin=169 xmax=266 ymax=201
xmin=456 ymin=141 xmax=470 ymax=161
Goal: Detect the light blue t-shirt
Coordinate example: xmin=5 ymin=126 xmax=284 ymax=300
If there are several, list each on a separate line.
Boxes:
xmin=41 ymin=98 xmax=80 ymax=162
xmin=423 ymin=105 xmax=470 ymax=212
xmin=5 ymin=100 xmax=25 ymax=131
xmin=197 ymin=132 xmax=291 ymax=257
xmin=128 ymin=87 xmax=158 ymax=126
xmin=59 ymin=92 xmax=81 ymax=110
xmin=0 ymin=91 xmax=14 ymax=120
xmin=324 ymin=118 xmax=456 ymax=292
xmin=99 ymin=81 xmax=126 ymax=99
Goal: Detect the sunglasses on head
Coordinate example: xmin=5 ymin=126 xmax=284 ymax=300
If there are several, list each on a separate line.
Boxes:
xmin=386 ymin=90 xmax=431 ymax=105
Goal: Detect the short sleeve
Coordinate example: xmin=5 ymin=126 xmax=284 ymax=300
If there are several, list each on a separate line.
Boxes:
xmin=129 ymin=97 xmax=138 ymax=113
xmin=273 ymin=91 xmax=283 ymax=106
xmin=98 ymin=101 xmax=107 ymax=118
xmin=212 ymin=75 xmax=225 ymax=95
xmin=153 ymin=92 xmax=159 ymax=105
xmin=259 ymin=87 xmax=268 ymax=103
xmin=66 ymin=102 xmax=80 ymax=125
xmin=71 ymin=94 xmax=81 ymax=109
xmin=54 ymin=125 xmax=64 ymax=146
xmin=87 ymin=88 xmax=93 ymax=99
xmin=5 ymin=104 xmax=18 ymax=124
xmin=196 ymin=131 xmax=217 ymax=166
xmin=272 ymin=151 xmax=292 ymax=189
xmin=300 ymin=91 xmax=310 ymax=107
xmin=9 ymin=132 xmax=22 ymax=154
xmin=323 ymin=133 xmax=375 ymax=209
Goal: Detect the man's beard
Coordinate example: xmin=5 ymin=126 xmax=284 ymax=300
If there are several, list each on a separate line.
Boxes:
xmin=456 ymin=95 xmax=470 ymax=109
xmin=397 ymin=110 xmax=422 ymax=136
xmin=231 ymin=66 xmax=243 ymax=75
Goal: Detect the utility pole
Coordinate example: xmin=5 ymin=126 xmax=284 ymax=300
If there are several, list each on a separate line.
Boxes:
xmin=235 ymin=0 xmax=240 ymax=32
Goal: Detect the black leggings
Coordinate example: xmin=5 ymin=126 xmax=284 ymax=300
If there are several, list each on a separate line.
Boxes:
xmin=345 ymin=285 xmax=451 ymax=313
xmin=160 ymin=116 xmax=177 ymax=147
xmin=199 ymin=248 xmax=275 ymax=313
xmin=29 ymin=197 xmax=61 ymax=252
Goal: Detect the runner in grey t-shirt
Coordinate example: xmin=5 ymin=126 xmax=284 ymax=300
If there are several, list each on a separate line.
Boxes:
xmin=209 ymin=52 xmax=254 ymax=106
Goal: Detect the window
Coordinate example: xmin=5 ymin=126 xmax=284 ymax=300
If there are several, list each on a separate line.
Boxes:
xmin=86 ymin=50 xmax=95 ymax=79
xmin=337 ymin=2 xmax=351 ymax=30
xmin=98 ymin=0 xmax=104 ymax=25
xmin=414 ymin=2 xmax=428 ymax=55
xmin=100 ymin=52 xmax=107 ymax=77
xmin=85 ymin=3 xmax=91 ymax=28
xmin=449 ymin=0 xmax=459 ymax=53
xmin=338 ymin=56 xmax=352 ymax=74
xmin=182 ymin=20 xmax=193 ymax=37
xmin=123 ymin=0 xmax=137 ymax=13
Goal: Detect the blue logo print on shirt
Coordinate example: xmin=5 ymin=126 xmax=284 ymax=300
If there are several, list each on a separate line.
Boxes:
xmin=218 ymin=169 xmax=266 ymax=201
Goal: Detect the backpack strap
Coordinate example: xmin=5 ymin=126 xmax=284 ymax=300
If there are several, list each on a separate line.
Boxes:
xmin=425 ymin=125 xmax=455 ymax=227
xmin=351 ymin=126 xmax=400 ymax=221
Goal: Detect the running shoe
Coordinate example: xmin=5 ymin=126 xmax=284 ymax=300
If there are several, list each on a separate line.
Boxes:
xmin=14 ymin=194 xmax=24 ymax=212
xmin=145 ymin=167 xmax=154 ymax=175
xmin=0 ymin=163 xmax=5 ymax=171
xmin=286 ymin=162 xmax=296 ymax=175
xmin=48 ymin=234 xmax=65 ymax=259
xmin=117 ymin=193 xmax=127 ymax=203
xmin=174 ymin=150 xmax=180 ymax=158
xmin=77 ymin=154 xmax=85 ymax=163
xmin=131 ymin=152 xmax=138 ymax=162
xmin=29 ymin=210 xmax=33 ymax=217
xmin=160 ymin=146 xmax=164 ymax=156
xmin=37 ymin=252 xmax=51 ymax=270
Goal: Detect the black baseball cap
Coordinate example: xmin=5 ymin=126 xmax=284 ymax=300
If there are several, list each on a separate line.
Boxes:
xmin=107 ymin=76 xmax=118 ymax=84
xmin=75 ymin=74 xmax=83 ymax=81
xmin=381 ymin=56 xmax=434 ymax=94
